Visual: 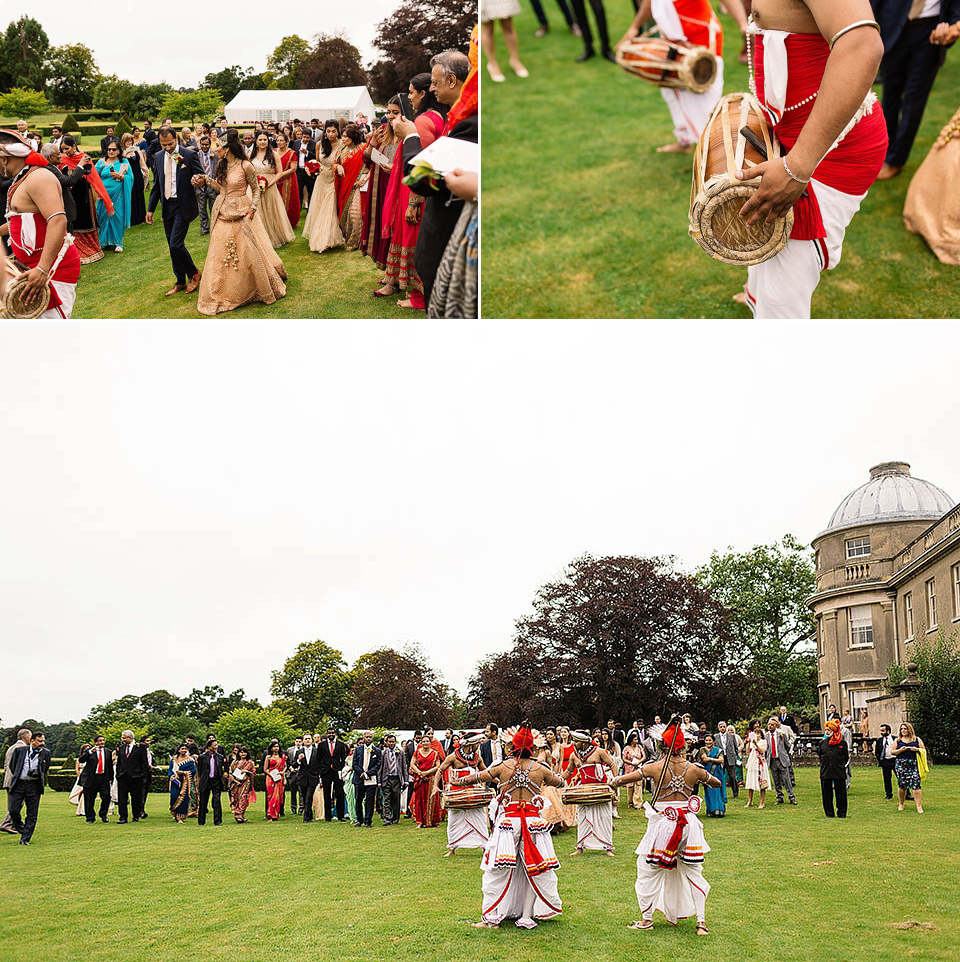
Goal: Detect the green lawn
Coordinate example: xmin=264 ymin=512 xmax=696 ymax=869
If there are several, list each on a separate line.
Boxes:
xmin=2 ymin=766 xmax=958 ymax=961
xmin=481 ymin=14 xmax=960 ymax=318
xmin=71 ymin=204 xmax=415 ymax=320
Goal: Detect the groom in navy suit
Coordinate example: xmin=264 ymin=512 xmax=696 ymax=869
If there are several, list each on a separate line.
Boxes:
xmin=147 ymin=127 xmax=203 ymax=296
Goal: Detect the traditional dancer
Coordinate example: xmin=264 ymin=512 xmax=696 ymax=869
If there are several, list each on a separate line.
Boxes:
xmin=563 ymin=730 xmax=616 ymax=855
xmin=434 ymin=731 xmax=490 ymax=855
xmin=618 ymin=0 xmax=749 ymax=152
xmin=459 ymin=723 xmax=564 ymax=929
xmin=0 ymin=130 xmax=81 ymax=317
xmin=612 ymin=721 xmax=721 ymax=935
xmin=733 ymin=0 xmax=888 ymax=317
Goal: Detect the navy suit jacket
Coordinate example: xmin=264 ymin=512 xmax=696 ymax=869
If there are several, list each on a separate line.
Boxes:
xmin=148 ymin=146 xmax=202 ymax=221
xmin=871 ymin=0 xmax=960 ymax=54
xmin=6 ymin=745 xmax=51 ymax=793
xmin=351 ymin=744 xmax=382 ymax=785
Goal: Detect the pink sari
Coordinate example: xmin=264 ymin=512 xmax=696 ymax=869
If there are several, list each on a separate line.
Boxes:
xmin=382 ymin=109 xmax=444 ymax=305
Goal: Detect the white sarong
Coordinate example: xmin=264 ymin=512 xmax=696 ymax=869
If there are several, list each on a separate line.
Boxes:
xmin=635 ymin=801 xmax=710 ymax=924
xmin=576 ymin=800 xmax=614 ymax=851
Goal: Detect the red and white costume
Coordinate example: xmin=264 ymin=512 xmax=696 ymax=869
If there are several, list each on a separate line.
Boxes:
xmin=742 ymin=27 xmax=888 ymax=318
xmin=446 ymin=755 xmax=490 ymax=851
xmin=7 ymin=209 xmax=80 ymax=318
xmin=481 ymin=797 xmax=562 ymax=927
xmin=574 ymin=760 xmax=615 ymax=852
xmin=651 ymin=0 xmax=724 ymax=145
xmin=635 ymin=792 xmax=710 ymax=925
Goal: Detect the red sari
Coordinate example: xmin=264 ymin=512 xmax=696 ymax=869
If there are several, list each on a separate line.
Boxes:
xmin=276 ymin=148 xmax=301 ymax=228
xmin=360 ymin=134 xmax=398 ymax=269
xmin=410 ymin=748 xmax=444 ymax=827
xmin=264 ymin=755 xmax=286 ymax=819
xmin=59 ymin=151 xmax=113 ymax=264
xmin=383 ymin=109 xmax=445 ymax=306
xmin=335 ymin=143 xmax=366 ymax=219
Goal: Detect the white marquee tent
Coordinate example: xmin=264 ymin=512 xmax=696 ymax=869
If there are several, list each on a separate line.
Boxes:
xmin=223 ymin=86 xmax=377 ymax=124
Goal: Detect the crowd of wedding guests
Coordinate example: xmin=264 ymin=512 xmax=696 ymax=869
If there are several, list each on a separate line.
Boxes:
xmin=5 ymin=28 xmax=478 ymax=319
xmin=2 ymin=709 xmax=930 ymax=845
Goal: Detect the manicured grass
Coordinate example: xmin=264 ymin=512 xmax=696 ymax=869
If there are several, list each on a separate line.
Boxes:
xmin=2 ymin=766 xmax=958 ymax=961
xmin=71 ymin=205 xmax=415 ymax=320
xmin=481 ymin=13 xmax=960 ymax=318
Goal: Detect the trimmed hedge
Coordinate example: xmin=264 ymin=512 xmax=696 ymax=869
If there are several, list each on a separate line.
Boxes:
xmin=61 ymin=113 xmax=81 ymax=133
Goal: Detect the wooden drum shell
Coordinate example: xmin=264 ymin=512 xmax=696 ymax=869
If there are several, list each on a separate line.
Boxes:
xmin=688 ymin=92 xmax=793 ymax=266
xmin=616 ymin=38 xmax=718 ymax=94
xmin=561 ymin=783 xmax=615 ymax=805
xmin=442 ymin=787 xmax=494 ymax=809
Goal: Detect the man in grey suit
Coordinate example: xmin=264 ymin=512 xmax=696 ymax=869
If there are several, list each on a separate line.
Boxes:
xmin=378 ymin=733 xmax=408 ymax=824
xmin=1 ymin=727 xmax=32 ymax=834
xmin=716 ymin=721 xmax=741 ymax=798
xmin=194 ymin=134 xmax=218 ymax=235
xmin=766 ymin=717 xmax=797 ymax=805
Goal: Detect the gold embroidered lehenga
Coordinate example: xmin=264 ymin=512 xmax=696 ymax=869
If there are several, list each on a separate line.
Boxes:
xmin=251 ymin=156 xmax=296 ymax=248
xmin=196 ymin=159 xmax=287 ymax=316
xmin=302 ymin=152 xmax=344 ymax=253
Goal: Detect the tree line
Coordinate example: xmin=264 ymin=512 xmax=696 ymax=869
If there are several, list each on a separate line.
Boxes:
xmin=3 ymin=536 xmax=826 ymax=761
xmin=0 ymin=2 xmax=475 ymax=119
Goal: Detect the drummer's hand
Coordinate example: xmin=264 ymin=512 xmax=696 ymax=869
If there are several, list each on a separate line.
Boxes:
xmin=616 ymin=27 xmax=639 ymax=49
xmin=22 ymin=267 xmax=48 ymax=305
xmin=735 ymin=157 xmax=806 ymax=227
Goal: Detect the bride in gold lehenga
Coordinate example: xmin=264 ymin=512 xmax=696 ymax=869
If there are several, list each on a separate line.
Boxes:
xmin=192 ymin=132 xmax=287 ymax=316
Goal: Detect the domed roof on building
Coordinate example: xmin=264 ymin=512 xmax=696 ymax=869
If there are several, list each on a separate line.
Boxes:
xmin=819 ymin=462 xmax=955 ymax=536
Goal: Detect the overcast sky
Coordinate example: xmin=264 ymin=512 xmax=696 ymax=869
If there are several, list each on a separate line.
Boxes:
xmin=1 ymin=319 xmax=957 ymax=727
xmin=19 ymin=1 xmax=403 ymax=89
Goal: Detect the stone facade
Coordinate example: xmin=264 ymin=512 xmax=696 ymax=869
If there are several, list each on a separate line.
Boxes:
xmin=807 ymin=462 xmax=957 ymax=727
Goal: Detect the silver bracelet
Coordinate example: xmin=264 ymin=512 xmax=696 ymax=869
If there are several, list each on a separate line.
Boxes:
xmin=782 ymin=155 xmax=810 ymax=184
xmin=36 ymin=265 xmax=50 ymax=276
xmin=829 ymin=19 xmax=881 ymax=50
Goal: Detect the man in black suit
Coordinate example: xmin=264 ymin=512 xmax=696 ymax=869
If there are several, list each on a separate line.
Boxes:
xmin=2 ymin=728 xmax=32 ymax=834
xmin=79 ymin=735 xmax=113 ymax=822
xmin=115 ymin=730 xmax=147 ymax=823
xmin=875 ymin=724 xmax=898 ymax=798
xmin=147 ymin=126 xmax=203 ymax=296
xmin=777 ymin=706 xmax=797 ymax=733
xmin=872 ymin=0 xmax=960 ymax=179
xmin=351 ymin=730 xmax=382 ymax=827
xmin=197 ymin=740 xmax=225 ymax=825
xmin=318 ymin=727 xmax=348 ymax=821
xmin=286 ymin=736 xmax=303 ymax=814
xmin=295 ymin=130 xmax=318 ymax=208
xmin=38 ymin=144 xmax=84 ymax=228
xmin=49 ymin=126 xmax=63 ymax=146
xmin=296 ymin=733 xmax=321 ymax=822
xmin=395 ymin=50 xmax=478 ymax=309
xmin=6 ymin=731 xmax=51 ymax=845
xmin=143 ymin=120 xmax=158 ymax=147
xmin=100 ymin=127 xmax=120 ymax=156
xmin=606 ymin=719 xmax=625 ymax=750
xmin=403 ymin=731 xmax=420 ymax=817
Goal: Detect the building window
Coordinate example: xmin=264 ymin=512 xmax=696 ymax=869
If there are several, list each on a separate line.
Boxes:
xmin=258 ymin=110 xmax=272 ymax=122
xmin=814 ymin=549 xmax=820 ymax=571
xmin=277 ymin=111 xmax=290 ymax=122
xmin=904 ymin=591 xmax=914 ymax=639
xmin=926 ymin=578 xmax=938 ymax=629
xmin=850 ymin=688 xmax=879 ymax=721
xmin=953 ymin=564 xmax=960 ymax=620
xmin=849 ymin=605 xmax=873 ymax=648
xmin=845 ymin=536 xmax=871 ymax=559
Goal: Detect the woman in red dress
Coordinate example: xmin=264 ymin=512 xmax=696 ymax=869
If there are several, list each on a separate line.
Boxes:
xmin=264 ymin=744 xmax=287 ymax=820
xmin=274 ymin=133 xmax=301 ymax=229
xmin=378 ymin=74 xmax=446 ymax=308
xmin=333 ymin=125 xmax=368 ymax=249
xmin=58 ymin=135 xmax=113 ymax=264
xmin=409 ymin=734 xmax=444 ymax=827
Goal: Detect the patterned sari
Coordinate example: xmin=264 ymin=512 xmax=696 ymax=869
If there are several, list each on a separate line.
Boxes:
xmin=59 ymin=151 xmax=113 ymax=264
xmin=335 ymin=142 xmax=367 ymax=249
xmin=276 ymin=148 xmax=301 ymax=229
xmin=264 ymin=755 xmax=287 ymax=819
xmin=228 ymin=758 xmax=257 ymax=821
xmin=169 ymin=757 xmax=198 ymax=818
xmin=361 ymin=135 xmax=398 ymax=268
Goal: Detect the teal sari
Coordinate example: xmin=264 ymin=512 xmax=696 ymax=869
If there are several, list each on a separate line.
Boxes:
xmin=94 ymin=158 xmax=133 ymax=247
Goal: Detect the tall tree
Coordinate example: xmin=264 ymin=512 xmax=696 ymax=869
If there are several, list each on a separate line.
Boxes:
xmin=93 ymin=74 xmax=137 ymax=114
xmin=181 ymin=685 xmax=260 ymax=729
xmin=467 ymin=644 xmax=551 ymax=726
xmin=298 ymin=33 xmax=367 ymax=90
xmin=266 ymin=35 xmax=309 ymax=89
xmin=46 ymin=43 xmax=99 ymax=110
xmin=502 ymin=554 xmax=744 ymax=728
xmin=350 ymin=646 xmax=449 ymax=728
xmin=161 ymin=88 xmax=223 ymax=123
xmin=270 ymin=639 xmax=353 ymax=731
xmin=696 ymin=535 xmax=818 ymax=708
xmin=199 ymin=66 xmax=258 ymax=103
xmin=367 ymin=0 xmax=474 ymax=103
xmin=214 ymin=706 xmax=297 ymax=757
xmin=0 ymin=17 xmax=51 ymax=93
xmin=0 ymin=87 xmax=48 ymax=118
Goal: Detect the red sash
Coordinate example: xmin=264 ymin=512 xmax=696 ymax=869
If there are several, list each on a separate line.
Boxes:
xmin=753 ymin=32 xmax=887 ymax=241
xmin=503 ymin=801 xmax=553 ymax=876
